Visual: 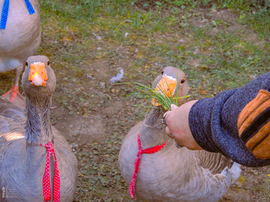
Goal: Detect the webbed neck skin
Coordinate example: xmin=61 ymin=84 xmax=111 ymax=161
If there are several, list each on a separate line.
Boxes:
xmin=25 ymin=94 xmax=53 ymax=144
xmin=140 ymin=107 xmax=169 ymax=149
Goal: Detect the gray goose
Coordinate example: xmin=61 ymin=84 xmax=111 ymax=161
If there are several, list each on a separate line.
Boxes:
xmin=119 ymin=66 xmax=241 ymax=202
xmin=0 ymin=0 xmax=41 ymax=106
xmin=0 ymin=56 xmax=77 ymax=201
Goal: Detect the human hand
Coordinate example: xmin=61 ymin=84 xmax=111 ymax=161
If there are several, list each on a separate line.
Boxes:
xmin=164 ymin=100 xmax=203 ymax=150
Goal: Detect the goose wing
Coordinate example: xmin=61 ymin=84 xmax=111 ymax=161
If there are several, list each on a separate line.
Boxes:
xmin=193 ymin=150 xmax=231 ymax=174
xmin=193 ymin=150 xmax=241 ymax=183
xmin=0 ymin=97 xmax=25 ymax=149
xmin=0 ymin=97 xmax=25 ymax=126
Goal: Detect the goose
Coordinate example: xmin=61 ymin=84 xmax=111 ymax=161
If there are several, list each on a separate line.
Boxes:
xmin=119 ymin=66 xmax=241 ymax=202
xmin=0 ymin=55 xmax=77 ymax=201
xmin=0 ymin=0 xmax=41 ymax=106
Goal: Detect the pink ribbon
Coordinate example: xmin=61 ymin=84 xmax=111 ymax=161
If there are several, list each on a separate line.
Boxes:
xmin=40 ymin=141 xmax=60 ymax=202
xmin=129 ymin=134 xmax=168 ymax=199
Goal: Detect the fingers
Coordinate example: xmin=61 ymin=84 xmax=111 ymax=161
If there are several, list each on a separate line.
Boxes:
xmin=163 ymin=111 xmax=169 ymax=119
xmin=163 ymin=113 xmax=173 ymax=138
xmin=162 ymin=111 xmax=170 ymax=125
xmin=163 ymin=104 xmax=178 ymax=119
xmin=166 ymin=127 xmax=175 ymax=139
xmin=170 ymin=104 xmax=178 ymax=110
xmin=165 ymin=126 xmax=170 ymax=136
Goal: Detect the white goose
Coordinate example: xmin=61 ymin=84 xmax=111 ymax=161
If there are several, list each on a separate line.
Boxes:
xmin=119 ymin=66 xmax=241 ymax=202
xmin=0 ymin=0 xmax=41 ymax=106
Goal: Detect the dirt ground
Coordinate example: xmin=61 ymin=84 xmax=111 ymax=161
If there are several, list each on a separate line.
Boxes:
xmin=50 ymin=58 xmax=270 ymax=202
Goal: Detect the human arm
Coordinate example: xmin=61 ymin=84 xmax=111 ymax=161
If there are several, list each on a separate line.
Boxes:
xmin=165 ymin=72 xmax=270 ymax=167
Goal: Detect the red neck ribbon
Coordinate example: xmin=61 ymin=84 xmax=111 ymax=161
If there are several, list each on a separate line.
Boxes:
xmin=40 ymin=141 xmax=60 ymax=202
xmin=129 ymin=134 xmax=168 ymax=199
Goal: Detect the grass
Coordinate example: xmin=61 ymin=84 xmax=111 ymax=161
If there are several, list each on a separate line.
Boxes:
xmin=1 ymin=0 xmax=270 ymax=201
xmin=38 ymin=1 xmax=270 ymax=86
xmin=127 ymin=80 xmax=190 ymax=110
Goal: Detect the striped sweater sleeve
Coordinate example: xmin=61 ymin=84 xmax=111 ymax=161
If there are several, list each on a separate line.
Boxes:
xmin=189 ymin=72 xmax=270 ymax=167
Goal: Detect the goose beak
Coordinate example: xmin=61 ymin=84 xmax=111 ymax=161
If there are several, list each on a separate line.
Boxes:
xmin=28 ymin=62 xmax=48 ymax=86
xmin=152 ymin=75 xmax=177 ymax=106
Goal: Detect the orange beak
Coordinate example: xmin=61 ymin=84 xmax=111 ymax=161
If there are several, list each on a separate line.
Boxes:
xmin=28 ymin=63 xmax=48 ymax=86
xmin=152 ymin=75 xmax=177 ymax=106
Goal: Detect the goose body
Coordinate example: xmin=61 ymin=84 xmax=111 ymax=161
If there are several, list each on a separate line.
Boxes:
xmin=119 ymin=67 xmax=241 ymax=202
xmin=0 ymin=0 xmax=41 ymax=105
xmin=0 ymin=56 xmax=77 ymax=201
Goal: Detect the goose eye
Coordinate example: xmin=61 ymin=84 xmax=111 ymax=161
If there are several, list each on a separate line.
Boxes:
xmin=25 ymin=61 xmax=28 ymax=66
xmin=161 ymin=70 xmax=164 ymax=75
xmin=47 ymin=60 xmax=50 ymax=65
xmin=180 ymin=78 xmax=185 ymax=84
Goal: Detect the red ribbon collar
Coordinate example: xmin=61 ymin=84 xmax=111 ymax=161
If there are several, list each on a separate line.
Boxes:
xmin=40 ymin=141 xmax=60 ymax=202
xmin=129 ymin=134 xmax=168 ymax=199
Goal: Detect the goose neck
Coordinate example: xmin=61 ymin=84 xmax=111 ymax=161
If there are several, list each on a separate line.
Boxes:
xmin=140 ymin=107 xmax=169 ymax=148
xmin=25 ymin=96 xmax=53 ymax=144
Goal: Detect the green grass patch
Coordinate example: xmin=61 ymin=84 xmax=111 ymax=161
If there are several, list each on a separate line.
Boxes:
xmin=126 ymin=81 xmax=190 ymax=110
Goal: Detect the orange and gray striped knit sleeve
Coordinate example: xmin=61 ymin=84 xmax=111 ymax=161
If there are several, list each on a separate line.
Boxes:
xmin=189 ymin=72 xmax=270 ymax=167
xmin=238 ymin=89 xmax=270 ymax=159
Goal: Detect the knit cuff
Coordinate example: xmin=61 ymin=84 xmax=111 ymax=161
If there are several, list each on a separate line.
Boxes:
xmin=189 ymin=98 xmax=221 ymax=153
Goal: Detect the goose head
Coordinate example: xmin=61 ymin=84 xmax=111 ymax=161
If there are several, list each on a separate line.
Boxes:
xmin=139 ymin=67 xmax=190 ymax=147
xmin=151 ymin=66 xmax=190 ymax=107
xmin=22 ymin=55 xmax=56 ymax=101
xmin=21 ymin=55 xmax=56 ymax=144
